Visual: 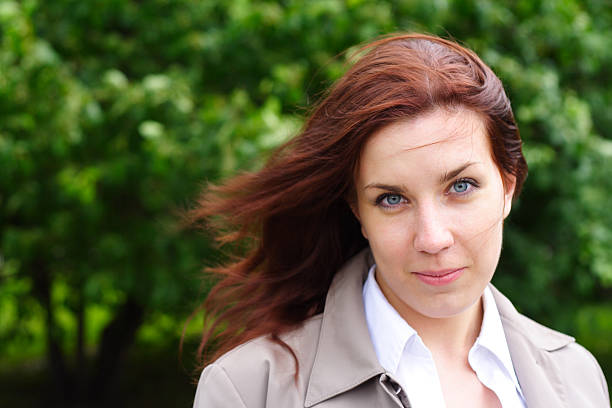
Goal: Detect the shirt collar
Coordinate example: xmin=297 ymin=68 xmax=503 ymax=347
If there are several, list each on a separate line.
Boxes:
xmin=363 ymin=264 xmax=420 ymax=374
xmin=475 ymin=286 xmax=523 ymax=392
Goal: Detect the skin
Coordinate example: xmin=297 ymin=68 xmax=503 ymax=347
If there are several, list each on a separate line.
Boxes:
xmin=352 ymin=107 xmax=516 ymax=408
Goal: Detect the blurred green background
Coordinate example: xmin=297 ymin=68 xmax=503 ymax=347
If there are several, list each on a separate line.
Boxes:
xmin=1 ymin=0 xmax=611 ymax=406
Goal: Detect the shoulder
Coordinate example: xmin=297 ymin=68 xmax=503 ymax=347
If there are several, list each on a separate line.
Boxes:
xmin=193 ymin=314 xmax=323 ymax=408
xmin=212 ymin=313 xmax=323 ymax=382
xmin=490 ymin=285 xmax=609 ymax=405
xmin=550 ymin=341 xmax=610 ymax=405
xmin=490 ymin=284 xmax=575 ymax=350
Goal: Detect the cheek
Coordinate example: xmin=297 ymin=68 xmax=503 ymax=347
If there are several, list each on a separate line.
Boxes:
xmin=455 ymin=188 xmax=507 ymax=236
xmin=366 ymin=218 xmax=407 ymax=246
xmin=360 ymin=213 xmax=410 ymax=254
xmin=458 ymin=202 xmax=505 ymax=273
xmin=455 ymin=206 xmax=500 ymax=242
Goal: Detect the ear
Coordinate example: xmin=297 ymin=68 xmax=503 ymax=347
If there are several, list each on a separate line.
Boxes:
xmin=348 ymin=200 xmax=369 ymax=240
xmin=503 ymin=174 xmax=517 ymax=219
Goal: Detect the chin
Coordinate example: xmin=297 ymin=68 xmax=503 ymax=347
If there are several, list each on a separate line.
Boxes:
xmin=415 ymin=292 xmax=481 ymax=319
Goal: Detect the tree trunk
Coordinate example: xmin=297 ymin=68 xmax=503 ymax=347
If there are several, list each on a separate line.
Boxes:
xmin=88 ymin=296 xmax=144 ymax=402
xmin=75 ymin=278 xmax=86 ymax=401
xmin=31 ymin=259 xmax=74 ymax=402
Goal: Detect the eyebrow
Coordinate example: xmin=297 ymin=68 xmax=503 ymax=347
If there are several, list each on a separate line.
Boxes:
xmin=363 ymin=162 xmax=480 ymax=192
xmin=363 ymin=183 xmax=406 ymax=193
xmin=439 ymin=162 xmax=479 ymax=183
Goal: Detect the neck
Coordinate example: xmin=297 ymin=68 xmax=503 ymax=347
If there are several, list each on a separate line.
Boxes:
xmin=375 ymin=273 xmax=483 ymax=359
xmin=409 ymin=298 xmax=483 ymax=359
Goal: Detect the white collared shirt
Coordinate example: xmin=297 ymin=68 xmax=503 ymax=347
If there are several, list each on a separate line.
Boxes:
xmin=363 ymin=264 xmax=526 ymax=408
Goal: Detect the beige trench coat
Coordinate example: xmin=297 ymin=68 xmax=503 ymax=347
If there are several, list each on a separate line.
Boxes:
xmin=193 ymin=249 xmax=610 ymax=407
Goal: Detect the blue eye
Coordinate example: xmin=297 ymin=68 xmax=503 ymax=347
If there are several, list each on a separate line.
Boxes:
xmin=453 ymin=181 xmax=469 ymax=193
xmin=385 ymin=194 xmax=402 ymax=205
xmin=450 ymin=178 xmax=478 ymax=195
xmin=376 ymin=193 xmax=406 ymax=208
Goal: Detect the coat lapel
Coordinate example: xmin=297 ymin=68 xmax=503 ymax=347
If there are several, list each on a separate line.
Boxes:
xmin=490 ymin=285 xmax=574 ymax=408
xmin=305 ymin=249 xmax=386 ymax=407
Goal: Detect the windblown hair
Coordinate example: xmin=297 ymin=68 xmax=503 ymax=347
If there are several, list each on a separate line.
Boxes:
xmin=189 ymin=33 xmax=528 ymax=372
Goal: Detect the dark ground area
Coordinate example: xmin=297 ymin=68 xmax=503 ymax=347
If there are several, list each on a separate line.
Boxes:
xmin=1 ymin=341 xmax=610 ymax=407
xmin=0 ymin=342 xmax=200 ymax=408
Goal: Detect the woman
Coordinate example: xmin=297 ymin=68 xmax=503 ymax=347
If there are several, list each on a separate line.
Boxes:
xmin=191 ymin=33 xmax=609 ymax=407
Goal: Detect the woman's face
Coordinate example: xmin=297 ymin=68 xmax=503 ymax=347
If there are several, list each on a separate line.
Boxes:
xmin=353 ymin=108 xmax=515 ymax=320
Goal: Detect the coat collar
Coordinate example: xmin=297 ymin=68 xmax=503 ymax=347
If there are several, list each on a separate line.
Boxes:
xmin=305 ymin=249 xmax=384 ymax=407
xmin=490 ymin=285 xmax=575 ymax=408
xmin=305 ymin=248 xmax=576 ymax=408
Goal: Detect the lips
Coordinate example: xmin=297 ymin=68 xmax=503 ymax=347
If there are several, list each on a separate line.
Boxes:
xmin=413 ymin=267 xmax=465 ymax=286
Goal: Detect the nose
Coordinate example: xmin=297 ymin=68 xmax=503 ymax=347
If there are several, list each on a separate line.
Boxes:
xmin=413 ymin=202 xmax=454 ymax=254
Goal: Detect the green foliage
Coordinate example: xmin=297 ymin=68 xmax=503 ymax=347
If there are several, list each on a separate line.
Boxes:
xmin=1 ymin=0 xmax=611 ymax=401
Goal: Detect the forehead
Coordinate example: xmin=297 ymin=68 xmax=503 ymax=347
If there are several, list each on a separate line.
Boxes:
xmin=367 ymin=108 xmax=488 ymax=153
xmin=358 ymin=108 xmax=492 ymax=175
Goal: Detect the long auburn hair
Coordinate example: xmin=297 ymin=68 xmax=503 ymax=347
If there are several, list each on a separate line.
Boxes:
xmin=188 ymin=33 xmax=528 ymax=373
